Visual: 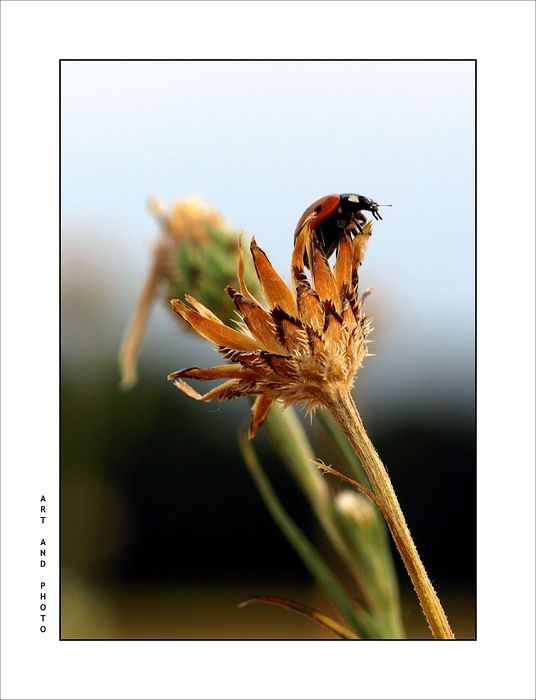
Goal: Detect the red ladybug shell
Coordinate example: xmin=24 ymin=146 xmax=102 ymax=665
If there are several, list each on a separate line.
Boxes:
xmin=294 ymin=194 xmax=342 ymax=235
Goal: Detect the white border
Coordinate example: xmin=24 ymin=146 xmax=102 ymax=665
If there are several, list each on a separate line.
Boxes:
xmin=2 ymin=2 xmax=535 ymax=699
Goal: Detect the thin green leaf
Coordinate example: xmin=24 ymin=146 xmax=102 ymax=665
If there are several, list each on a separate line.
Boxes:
xmin=238 ymin=429 xmax=385 ymax=639
xmin=317 ymin=410 xmax=405 ymax=637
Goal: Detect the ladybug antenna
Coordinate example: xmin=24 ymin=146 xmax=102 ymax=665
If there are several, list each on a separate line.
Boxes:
xmin=372 ymin=203 xmax=392 ymax=221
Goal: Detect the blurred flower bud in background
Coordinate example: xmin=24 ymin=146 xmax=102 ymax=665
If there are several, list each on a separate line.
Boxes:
xmin=119 ymin=197 xmax=259 ymax=389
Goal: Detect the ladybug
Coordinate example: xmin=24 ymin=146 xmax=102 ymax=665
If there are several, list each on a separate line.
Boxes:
xmin=294 ymin=193 xmax=390 ymax=260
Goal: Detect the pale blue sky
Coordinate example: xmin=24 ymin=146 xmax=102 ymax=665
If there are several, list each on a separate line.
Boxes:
xmin=61 ymin=59 xmax=475 ymax=419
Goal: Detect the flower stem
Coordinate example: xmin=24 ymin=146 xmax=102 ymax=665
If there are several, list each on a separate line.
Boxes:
xmin=118 ymin=241 xmax=167 ymax=389
xmin=324 ymin=386 xmax=455 ymax=640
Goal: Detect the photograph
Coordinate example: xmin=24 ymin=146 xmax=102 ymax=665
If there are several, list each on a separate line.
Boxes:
xmin=61 ymin=58 xmax=476 ymax=641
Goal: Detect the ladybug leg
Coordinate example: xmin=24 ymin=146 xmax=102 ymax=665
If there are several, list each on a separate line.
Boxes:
xmin=317 ymin=226 xmax=327 ymax=251
xmin=347 ymin=214 xmax=365 ymax=235
xmin=356 ymin=212 xmax=370 ymax=232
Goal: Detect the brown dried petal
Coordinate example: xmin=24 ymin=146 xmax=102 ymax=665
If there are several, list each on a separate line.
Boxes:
xmin=279 ymin=316 xmax=309 ymax=356
xmin=184 ymin=294 xmax=228 ymax=323
xmin=291 ymin=225 xmax=308 ymax=288
xmin=171 ymin=378 xmax=242 ymax=402
xmin=250 ymin=238 xmax=298 ymax=317
xmin=324 ymin=311 xmax=344 ymax=347
xmin=311 ymin=245 xmax=339 ymax=311
xmin=250 ymin=395 xmax=276 ymax=438
xmin=333 ymin=231 xmax=353 ymax=297
xmin=237 ymin=234 xmax=263 ymax=306
xmin=227 ymin=288 xmax=288 ymax=355
xmin=296 ymin=280 xmax=325 ymax=335
xmin=168 ymin=364 xmax=251 ymax=382
xmin=171 ymin=299 xmax=261 ymax=352
xmin=352 ymin=221 xmax=373 ymax=269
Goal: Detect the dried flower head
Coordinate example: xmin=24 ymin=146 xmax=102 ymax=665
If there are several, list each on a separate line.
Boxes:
xmin=168 ymin=220 xmax=374 ymax=437
xmin=148 ymin=195 xmax=224 ymax=244
xmin=145 ymin=196 xmax=259 ymax=325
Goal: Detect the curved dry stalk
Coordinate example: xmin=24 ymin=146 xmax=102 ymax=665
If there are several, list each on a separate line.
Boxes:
xmin=323 ymin=385 xmax=455 ymax=640
xmin=239 ymin=596 xmax=359 ymax=639
xmin=118 ymin=241 xmax=168 ymax=389
xmin=314 ymin=460 xmax=381 ymax=510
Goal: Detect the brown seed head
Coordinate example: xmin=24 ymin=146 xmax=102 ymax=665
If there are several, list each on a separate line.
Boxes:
xmin=169 ymin=222 xmax=374 ymax=437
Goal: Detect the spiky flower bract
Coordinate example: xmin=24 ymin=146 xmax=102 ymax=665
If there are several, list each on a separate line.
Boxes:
xmin=168 ymin=220 xmax=374 ymax=437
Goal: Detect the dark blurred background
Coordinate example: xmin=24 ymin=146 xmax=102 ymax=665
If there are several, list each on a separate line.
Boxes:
xmin=61 ymin=60 xmax=475 ymax=639
xmin=61 ymin=255 xmax=475 ymax=639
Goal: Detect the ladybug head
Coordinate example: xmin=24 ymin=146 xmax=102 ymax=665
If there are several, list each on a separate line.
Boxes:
xmin=341 ymin=193 xmax=391 ymax=224
xmin=356 ymin=196 xmax=383 ymax=221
